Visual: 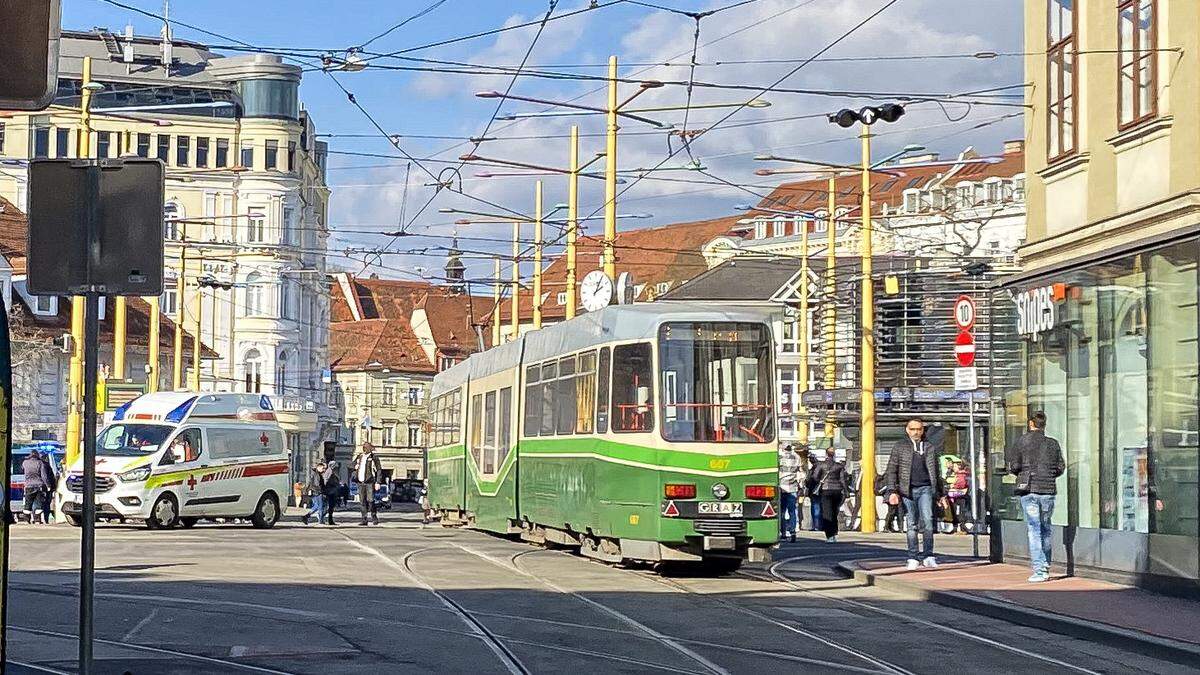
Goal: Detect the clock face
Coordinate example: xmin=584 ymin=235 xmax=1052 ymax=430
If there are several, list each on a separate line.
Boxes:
xmin=580 ymin=270 xmax=614 ymax=313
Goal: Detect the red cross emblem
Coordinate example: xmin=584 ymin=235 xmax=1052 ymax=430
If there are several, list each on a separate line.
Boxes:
xmin=259 ymin=433 xmax=270 ymax=447
xmin=186 ymin=474 xmax=198 ymax=490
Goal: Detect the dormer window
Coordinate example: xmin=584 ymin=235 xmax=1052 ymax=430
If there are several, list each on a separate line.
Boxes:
xmin=956 ymin=183 xmax=974 ymax=207
xmin=902 ymin=189 xmax=920 ymax=213
xmin=753 ymin=218 xmax=767 ymax=239
xmin=983 ymin=177 xmax=1004 ymax=203
xmin=771 ymin=217 xmax=786 ymax=238
xmin=1013 ymin=175 xmax=1026 ymax=201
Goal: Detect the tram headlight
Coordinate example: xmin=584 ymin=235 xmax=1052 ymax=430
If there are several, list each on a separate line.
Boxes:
xmin=711 ymin=483 xmax=730 ymax=500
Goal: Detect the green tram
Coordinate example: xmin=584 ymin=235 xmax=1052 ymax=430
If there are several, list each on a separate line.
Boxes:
xmin=426 ymin=303 xmax=779 ymax=572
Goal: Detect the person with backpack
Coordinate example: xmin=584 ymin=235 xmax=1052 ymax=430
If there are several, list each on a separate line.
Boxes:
xmin=321 ymin=461 xmax=342 ymax=525
xmin=301 ymin=462 xmax=327 ymax=525
xmin=1008 ymin=411 xmax=1065 ymax=582
xmin=810 ymin=447 xmax=851 ymax=543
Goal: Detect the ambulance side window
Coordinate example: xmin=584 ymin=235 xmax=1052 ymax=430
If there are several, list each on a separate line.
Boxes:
xmin=163 ymin=428 xmax=203 ymax=465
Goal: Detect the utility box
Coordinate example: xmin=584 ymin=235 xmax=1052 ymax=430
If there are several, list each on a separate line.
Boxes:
xmin=0 ymin=0 xmax=62 ymax=110
xmin=27 ymin=159 xmax=165 ymax=296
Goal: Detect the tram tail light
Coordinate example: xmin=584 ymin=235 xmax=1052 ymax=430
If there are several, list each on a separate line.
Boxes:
xmin=745 ymin=485 xmax=776 ymax=500
xmin=664 ymin=484 xmax=696 ymax=499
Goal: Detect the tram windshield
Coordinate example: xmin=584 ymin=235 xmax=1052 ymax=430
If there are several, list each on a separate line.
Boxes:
xmin=658 ymin=322 xmax=774 ymax=443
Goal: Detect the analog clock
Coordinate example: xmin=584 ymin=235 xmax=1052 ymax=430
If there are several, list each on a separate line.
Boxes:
xmin=580 ymin=269 xmax=614 ymax=312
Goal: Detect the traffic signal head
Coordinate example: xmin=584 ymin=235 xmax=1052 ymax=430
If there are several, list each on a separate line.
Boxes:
xmin=829 ymin=109 xmax=859 ymax=128
xmin=877 ymin=103 xmax=906 ymax=123
xmin=0 ymin=1 xmax=62 ymax=111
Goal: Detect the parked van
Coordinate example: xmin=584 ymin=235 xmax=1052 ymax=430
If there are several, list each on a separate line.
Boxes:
xmin=56 ymin=392 xmax=289 ymax=529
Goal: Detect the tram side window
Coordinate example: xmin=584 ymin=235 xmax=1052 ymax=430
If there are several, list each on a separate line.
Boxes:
xmin=612 ymin=343 xmax=654 ymax=432
xmin=556 ymin=356 xmax=577 ymax=435
xmin=483 ymin=391 xmax=497 ymax=473
xmin=576 ymin=351 xmax=596 ymax=434
xmin=596 ymin=347 xmax=611 ymax=433
xmin=497 ymin=387 xmax=512 ymax=469
xmin=523 ymin=365 xmax=541 ymax=437
xmin=469 ymin=393 xmax=483 ymax=468
xmin=541 ymin=362 xmax=557 ymax=436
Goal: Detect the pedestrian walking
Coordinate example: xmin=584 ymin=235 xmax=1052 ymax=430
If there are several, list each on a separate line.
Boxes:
xmin=301 ymin=462 xmax=327 ymax=525
xmin=795 ymin=446 xmax=811 ymax=531
xmin=805 ymin=452 xmax=822 ymax=532
xmin=947 ymin=461 xmax=971 ymax=534
xmin=1009 ymin=411 xmax=1065 ymax=583
xmin=322 ymin=461 xmax=341 ymax=525
xmin=20 ymin=450 xmax=51 ymax=524
xmin=352 ymin=443 xmax=383 ymax=526
xmin=884 ymin=417 xmax=943 ymax=570
xmin=778 ymin=444 xmax=802 ymax=543
xmin=811 ymin=448 xmax=850 ymax=543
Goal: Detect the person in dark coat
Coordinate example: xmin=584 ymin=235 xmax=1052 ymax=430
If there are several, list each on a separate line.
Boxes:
xmin=20 ymin=451 xmax=51 ymax=524
xmin=810 ymin=448 xmax=851 ymax=542
xmin=1008 ymin=411 xmax=1065 ymax=583
xmin=38 ymin=452 xmax=58 ymax=523
xmin=321 ymin=461 xmax=341 ymax=525
xmin=352 ymin=444 xmax=384 ymax=526
xmin=884 ymin=418 xmax=943 ymax=570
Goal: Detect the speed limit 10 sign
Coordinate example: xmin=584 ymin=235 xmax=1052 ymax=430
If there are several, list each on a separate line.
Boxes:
xmin=953 ymin=295 xmax=976 ymax=331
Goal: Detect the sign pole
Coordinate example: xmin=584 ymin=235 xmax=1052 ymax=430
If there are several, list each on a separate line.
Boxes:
xmin=968 ymin=394 xmax=979 ymax=558
xmin=79 ymin=291 xmax=99 ymax=674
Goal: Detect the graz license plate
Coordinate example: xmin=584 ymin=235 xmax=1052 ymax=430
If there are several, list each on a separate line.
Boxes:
xmin=697 ymin=501 xmax=742 ymax=516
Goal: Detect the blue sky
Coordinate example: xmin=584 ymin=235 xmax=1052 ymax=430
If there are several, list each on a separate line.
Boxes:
xmin=62 ymin=0 xmax=1024 ymax=281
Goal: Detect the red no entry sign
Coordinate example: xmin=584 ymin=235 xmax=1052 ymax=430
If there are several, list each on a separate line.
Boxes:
xmin=955 ymin=330 xmax=976 ymax=367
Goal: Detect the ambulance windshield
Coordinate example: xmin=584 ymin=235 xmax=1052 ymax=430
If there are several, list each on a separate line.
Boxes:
xmin=96 ymin=423 xmax=173 ymax=456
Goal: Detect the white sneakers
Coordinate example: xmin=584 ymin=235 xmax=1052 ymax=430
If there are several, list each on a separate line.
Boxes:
xmin=826 ymin=535 xmax=838 ymax=543
xmin=922 ymin=556 xmax=938 ymax=569
xmin=905 ymin=559 xmax=920 ymax=571
xmin=905 ymin=557 xmax=938 ymax=571
xmin=1028 ymin=571 xmax=1049 ymax=583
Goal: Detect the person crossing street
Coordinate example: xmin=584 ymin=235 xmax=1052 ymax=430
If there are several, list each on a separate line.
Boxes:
xmin=778 ymin=444 xmax=802 ymax=542
xmin=353 ymin=444 xmax=383 ymax=526
xmin=884 ymin=418 xmax=943 ymax=570
xmin=301 ymin=462 xmax=327 ymax=525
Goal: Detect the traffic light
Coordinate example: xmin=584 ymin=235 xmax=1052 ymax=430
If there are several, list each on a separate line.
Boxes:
xmin=828 ymin=104 xmax=906 ymax=128
xmin=0 ymin=0 xmax=62 ymax=111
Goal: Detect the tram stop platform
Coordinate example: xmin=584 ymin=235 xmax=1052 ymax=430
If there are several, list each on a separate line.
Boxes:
xmin=839 ymin=558 xmax=1200 ymax=667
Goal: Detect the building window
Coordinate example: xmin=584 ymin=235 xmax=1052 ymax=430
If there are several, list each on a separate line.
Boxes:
xmin=381 ymin=384 xmax=395 ymax=406
xmin=779 ymin=367 xmax=796 ymax=434
xmin=287 ymin=141 xmax=297 ymax=172
xmin=96 ymin=131 xmax=111 ymax=159
xmin=243 ymin=348 xmax=263 ymax=392
xmin=1013 ymin=175 xmax=1026 ymax=201
xmin=408 ymin=423 xmax=421 ymax=447
xmin=902 ymin=189 xmax=920 ymax=213
xmin=282 ymin=206 xmax=294 ymax=245
xmin=753 ymin=219 xmax=767 ymax=239
xmin=215 ymin=138 xmax=229 ymax=167
xmin=240 ymin=142 xmax=254 ymax=169
xmin=137 ymin=133 xmax=150 ymax=158
xmin=246 ymin=208 xmax=266 ymax=243
xmin=984 ymin=179 xmax=1003 ymax=204
xmin=1047 ymin=0 xmax=1076 ymax=159
xmin=163 ymin=202 xmax=182 ymax=240
xmin=439 ymin=357 xmax=455 ymax=371
xmin=276 ymin=351 xmax=288 ymax=394
xmin=381 ymin=424 xmax=394 ymax=447
xmin=156 ymin=135 xmax=170 ymax=163
xmin=161 ymin=282 xmax=178 ymax=317
xmin=176 ymin=136 xmax=190 ymax=167
xmin=196 ymin=137 xmax=210 ymax=167
xmin=33 ymin=295 xmax=55 ymax=316
xmin=0 ymin=122 xmax=5 ymax=154
xmin=956 ymin=183 xmax=974 ymax=206
xmin=1118 ymin=0 xmax=1156 ymax=128
xmin=32 ymin=124 xmax=50 ymax=159
xmin=244 ymin=272 xmax=266 ymax=316
xmin=265 ymin=140 xmax=279 ymax=170
xmin=556 ymin=292 xmax=567 ymax=305
xmin=54 ymin=128 xmax=71 ymax=158
xmin=772 ymin=218 xmax=786 ymax=238
xmin=408 ymin=386 xmax=422 ymax=405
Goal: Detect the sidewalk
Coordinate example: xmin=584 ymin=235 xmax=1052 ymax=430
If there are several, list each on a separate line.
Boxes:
xmin=839 ymin=557 xmax=1200 ymax=666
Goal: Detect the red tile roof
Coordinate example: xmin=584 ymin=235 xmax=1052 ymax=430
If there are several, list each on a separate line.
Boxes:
xmin=329 ymin=317 xmax=436 ymax=373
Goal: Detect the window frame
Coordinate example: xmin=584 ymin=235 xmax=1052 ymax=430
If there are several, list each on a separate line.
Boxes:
xmin=196 ymin=137 xmax=210 ymax=167
xmin=1117 ymin=0 xmax=1158 ymax=130
xmin=610 ymin=342 xmax=655 ymax=434
xmin=1046 ymin=0 xmax=1078 ymax=162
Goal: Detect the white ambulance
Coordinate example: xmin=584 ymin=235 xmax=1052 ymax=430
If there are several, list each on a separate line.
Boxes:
xmin=57 ymin=392 xmax=290 ymax=529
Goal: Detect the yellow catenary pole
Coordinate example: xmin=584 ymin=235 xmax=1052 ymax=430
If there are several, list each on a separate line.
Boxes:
xmin=798 ymin=213 xmax=810 ymax=446
xmin=859 ymin=127 xmax=877 ymax=534
xmin=65 ymin=55 xmax=95 ymax=465
xmin=603 ymin=55 xmax=618 ymax=282
xmin=112 ymin=297 xmax=127 ymax=379
xmin=189 ymin=253 xmax=202 ymax=391
xmin=510 ymin=222 xmax=520 ymax=341
xmin=172 ymin=222 xmax=187 ymax=390
xmin=566 ymin=125 xmax=579 ymax=320
xmin=532 ymin=181 xmax=543 ymax=329
xmin=146 ymin=296 xmax=160 ymax=392
xmin=492 ymin=257 xmax=502 ymax=347
xmin=823 ymin=176 xmax=837 ymax=439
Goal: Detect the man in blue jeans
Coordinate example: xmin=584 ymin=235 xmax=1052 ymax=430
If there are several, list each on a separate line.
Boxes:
xmin=778 ymin=444 xmax=801 ymax=542
xmin=883 ymin=418 xmax=943 ymax=571
xmin=1009 ymin=411 xmax=1065 ymax=582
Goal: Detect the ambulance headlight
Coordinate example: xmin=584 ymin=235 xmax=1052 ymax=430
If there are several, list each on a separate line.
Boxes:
xmin=118 ymin=466 xmax=151 ymax=483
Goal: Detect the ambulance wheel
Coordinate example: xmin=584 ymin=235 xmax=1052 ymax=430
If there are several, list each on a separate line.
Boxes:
xmin=251 ymin=493 xmax=280 ymax=529
xmin=64 ymin=513 xmax=81 ymax=527
xmin=146 ymin=494 xmax=179 ymax=529
xmin=180 ymin=517 xmax=198 ymax=528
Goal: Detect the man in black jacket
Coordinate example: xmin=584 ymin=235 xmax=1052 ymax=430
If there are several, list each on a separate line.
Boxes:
xmin=1008 ymin=411 xmax=1065 ymax=583
xmin=353 ymin=444 xmax=384 ymax=526
xmin=883 ymin=418 xmax=942 ymax=570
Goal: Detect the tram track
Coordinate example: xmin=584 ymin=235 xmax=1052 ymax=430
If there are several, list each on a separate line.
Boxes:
xmin=742 ymin=555 xmax=1104 ymax=675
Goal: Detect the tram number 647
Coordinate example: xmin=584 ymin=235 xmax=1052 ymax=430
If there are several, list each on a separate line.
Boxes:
xmin=708 ymin=458 xmax=731 ymax=471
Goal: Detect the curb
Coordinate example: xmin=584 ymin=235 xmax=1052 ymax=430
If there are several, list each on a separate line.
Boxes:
xmin=837 ymin=560 xmax=1200 ymax=668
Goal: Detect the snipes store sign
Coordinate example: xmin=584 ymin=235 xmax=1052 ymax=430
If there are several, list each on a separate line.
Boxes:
xmin=1015 ymin=283 xmax=1064 ymax=341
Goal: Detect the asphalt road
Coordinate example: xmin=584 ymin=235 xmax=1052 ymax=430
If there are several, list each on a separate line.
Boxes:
xmin=3 ymin=509 xmax=1194 ymax=674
